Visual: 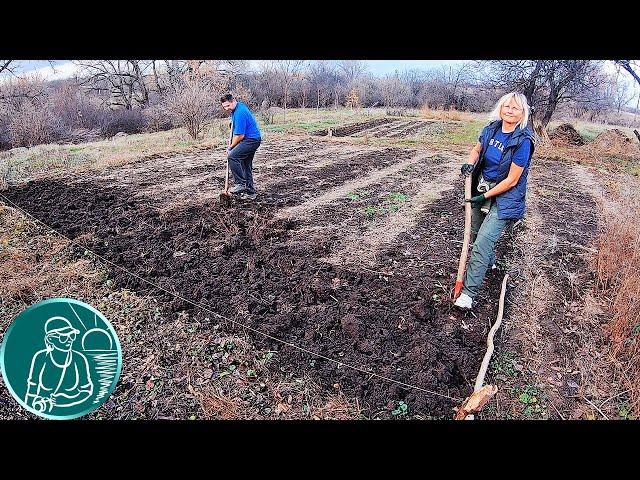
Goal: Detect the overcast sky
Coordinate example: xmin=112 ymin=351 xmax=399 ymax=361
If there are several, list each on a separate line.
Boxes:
xmin=7 ymin=60 xmax=465 ymax=78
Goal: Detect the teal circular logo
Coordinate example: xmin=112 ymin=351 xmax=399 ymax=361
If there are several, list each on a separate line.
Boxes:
xmin=1 ymin=298 xmax=122 ymax=420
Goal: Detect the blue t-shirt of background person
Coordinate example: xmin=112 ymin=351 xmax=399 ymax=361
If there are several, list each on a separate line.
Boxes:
xmin=231 ymin=102 xmax=261 ymax=140
xmin=481 ymin=129 xmax=531 ymax=181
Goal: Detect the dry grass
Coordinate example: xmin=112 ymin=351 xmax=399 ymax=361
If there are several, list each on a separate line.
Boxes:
xmin=0 ymin=121 xmax=232 ymax=187
xmin=420 ymin=106 xmax=477 ymax=123
xmin=310 ymin=392 xmax=362 ymax=420
xmin=190 ymin=384 xmax=241 ymax=420
xmin=595 ymin=190 xmax=640 ymax=415
xmin=490 ymin=160 xmax=628 ymax=419
xmin=0 ymin=205 xmax=103 ymax=312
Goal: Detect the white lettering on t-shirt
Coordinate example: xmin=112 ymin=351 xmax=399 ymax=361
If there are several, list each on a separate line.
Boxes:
xmin=490 ymin=138 xmax=506 ymax=152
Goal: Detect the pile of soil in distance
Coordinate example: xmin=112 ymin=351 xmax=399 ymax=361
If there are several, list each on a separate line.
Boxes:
xmin=549 ymin=123 xmax=585 ymax=146
xmin=591 ymin=128 xmax=639 ymax=158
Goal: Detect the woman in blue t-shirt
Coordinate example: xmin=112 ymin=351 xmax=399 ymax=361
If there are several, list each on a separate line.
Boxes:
xmin=454 ymin=92 xmax=535 ymax=310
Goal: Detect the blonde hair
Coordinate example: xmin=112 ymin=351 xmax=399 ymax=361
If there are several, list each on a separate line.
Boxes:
xmin=488 ymin=92 xmax=530 ymax=130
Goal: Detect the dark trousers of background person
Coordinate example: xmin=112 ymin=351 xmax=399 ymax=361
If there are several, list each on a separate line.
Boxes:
xmin=228 ymin=138 xmax=261 ymax=194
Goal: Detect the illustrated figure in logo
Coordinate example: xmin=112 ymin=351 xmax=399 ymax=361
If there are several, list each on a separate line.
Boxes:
xmin=25 ymin=316 xmax=94 ymax=413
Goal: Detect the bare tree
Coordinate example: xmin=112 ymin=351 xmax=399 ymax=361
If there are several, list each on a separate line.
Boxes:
xmin=442 ymin=63 xmax=473 ymax=109
xmin=308 ymin=61 xmax=340 ymax=111
xmin=290 ymin=71 xmax=311 ymax=108
xmin=73 ymin=60 xmax=154 ymax=109
xmin=615 ymin=60 xmax=640 ymax=86
xmin=272 ymin=60 xmax=306 ymax=121
xmin=0 ymin=60 xmax=16 ymax=76
xmin=615 ymin=60 xmax=640 ymax=134
xmin=480 ymin=60 xmax=606 ymax=136
xmin=611 ymin=67 xmax=635 ymax=113
xmin=379 ymin=72 xmax=412 ymax=108
xmin=0 ymin=75 xmax=47 ymax=108
xmin=338 ymin=60 xmax=367 ymax=84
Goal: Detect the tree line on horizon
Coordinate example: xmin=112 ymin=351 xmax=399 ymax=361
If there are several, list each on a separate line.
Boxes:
xmin=0 ymin=60 xmax=638 ymax=149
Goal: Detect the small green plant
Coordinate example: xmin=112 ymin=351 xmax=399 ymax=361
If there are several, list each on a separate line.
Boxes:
xmin=523 ymin=403 xmax=546 ymax=418
xmin=363 ymin=191 xmax=409 ymax=218
xmin=494 ymin=258 xmax=508 ymax=270
xmin=364 ymin=206 xmax=379 ymax=218
xmin=632 ymin=322 xmax=640 ymax=336
xmin=518 ymin=385 xmax=541 ymax=405
xmin=490 ymin=351 xmax=518 ymax=377
xmin=347 ymin=192 xmax=360 ymax=201
xmin=516 ymin=385 xmax=547 ymax=418
xmin=388 ymin=204 xmax=401 ymax=213
xmin=247 ymin=369 xmax=257 ymax=379
xmin=391 ymin=400 xmax=408 ymax=416
xmin=263 ymin=351 xmax=275 ymax=362
xmin=385 ymin=192 xmax=408 ymax=213
xmin=388 ymin=192 xmax=408 ymax=203
xmin=219 ymin=367 xmax=234 ymax=378
xmin=618 ymin=402 xmax=636 ymax=420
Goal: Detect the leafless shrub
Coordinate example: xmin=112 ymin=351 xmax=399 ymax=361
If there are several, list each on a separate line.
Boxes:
xmin=0 ymin=113 xmax=10 ymax=150
xmin=99 ymin=108 xmax=147 ymax=138
xmin=48 ymin=82 xmax=106 ymax=132
xmin=8 ymin=101 xmax=58 ymax=147
xmin=143 ymin=105 xmax=173 ymax=133
xmin=164 ymin=78 xmax=216 ymax=140
xmin=259 ymin=108 xmax=276 ymax=125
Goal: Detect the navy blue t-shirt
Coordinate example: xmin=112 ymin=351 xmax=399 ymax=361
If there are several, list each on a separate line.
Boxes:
xmin=231 ymin=102 xmax=261 ymax=140
xmin=481 ymin=128 xmax=531 ymax=181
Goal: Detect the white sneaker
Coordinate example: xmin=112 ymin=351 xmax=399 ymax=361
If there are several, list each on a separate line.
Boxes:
xmin=240 ymin=191 xmax=257 ymax=200
xmin=454 ymin=292 xmax=473 ymax=310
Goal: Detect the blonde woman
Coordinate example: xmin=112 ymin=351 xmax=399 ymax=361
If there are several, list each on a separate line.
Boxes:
xmin=455 ymin=92 xmax=535 ymax=309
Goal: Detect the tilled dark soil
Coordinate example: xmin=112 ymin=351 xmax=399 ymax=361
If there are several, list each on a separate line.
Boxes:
xmin=312 ymin=118 xmax=456 ymax=140
xmin=3 ymin=166 xmax=492 ymax=417
xmin=313 ymin=118 xmax=394 ymax=137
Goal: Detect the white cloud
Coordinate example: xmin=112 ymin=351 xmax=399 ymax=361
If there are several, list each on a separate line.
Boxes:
xmin=28 ymin=61 xmax=81 ymax=80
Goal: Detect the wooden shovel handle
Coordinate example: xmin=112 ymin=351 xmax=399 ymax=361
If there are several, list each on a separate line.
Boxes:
xmin=224 ymin=120 xmax=233 ymax=194
xmin=454 ymin=175 xmax=472 ymax=299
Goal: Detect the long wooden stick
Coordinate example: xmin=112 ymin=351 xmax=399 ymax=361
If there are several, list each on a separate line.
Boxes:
xmin=474 ymin=273 xmax=509 ymax=391
xmin=453 ymin=175 xmax=472 ymax=299
xmin=455 ymin=273 xmax=509 ymax=420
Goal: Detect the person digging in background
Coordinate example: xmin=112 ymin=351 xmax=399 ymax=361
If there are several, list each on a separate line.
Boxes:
xmin=220 ymin=93 xmax=262 ymax=200
xmin=455 ymin=92 xmax=535 ymax=310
